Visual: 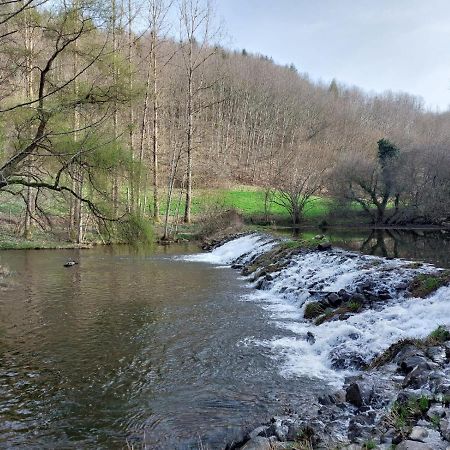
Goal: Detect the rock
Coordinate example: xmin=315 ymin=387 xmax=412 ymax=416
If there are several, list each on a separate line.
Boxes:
xmin=396 ymin=441 xmax=433 ymax=450
xmin=427 ymin=346 xmax=447 ymax=365
xmin=352 ymin=293 xmax=366 ymax=303
xmin=231 ymin=263 xmax=243 ymax=269
xmin=241 ymin=436 xmax=273 ymax=450
xmin=441 ymin=419 xmax=450 ymax=441
xmin=398 ymin=355 xmax=430 ymax=374
xmin=314 ymin=234 xmax=324 ymax=240
xmin=409 ymin=426 xmax=428 ymax=442
xmin=396 ymin=391 xmax=420 ymax=405
xmin=403 ymin=365 xmax=431 ymax=389
xmin=318 ymin=394 xmax=335 ymax=405
xmin=333 ymin=389 xmax=347 ymax=404
xmin=347 ymin=413 xmax=375 ymax=441
xmin=247 ymin=426 xmax=269 ymax=440
xmin=395 ymin=345 xmax=425 ymax=364
xmin=427 ymin=405 xmax=446 ymax=420
xmin=63 ymin=260 xmax=78 ymax=267
xmin=265 ymin=421 xmax=288 ymax=442
xmin=317 ymin=242 xmax=331 ymax=251
xmin=345 ymin=382 xmax=373 ymax=408
xmin=306 ymin=331 xmax=316 ymax=344
xmin=338 ymin=289 xmax=351 ymax=301
xmin=327 ymin=292 xmax=342 ymax=307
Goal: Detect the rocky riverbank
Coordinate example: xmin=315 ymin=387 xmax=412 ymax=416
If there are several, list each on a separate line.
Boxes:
xmin=199 ymin=234 xmax=450 ymax=450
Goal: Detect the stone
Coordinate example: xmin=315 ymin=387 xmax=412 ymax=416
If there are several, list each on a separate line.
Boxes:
xmin=327 ymin=292 xmax=342 ymax=307
xmin=265 ymin=421 xmax=288 ymax=442
xmin=441 ymin=419 xmax=450 ymax=441
xmin=241 ymin=436 xmax=273 ymax=450
xmin=345 ymin=382 xmax=373 ymax=407
xmin=409 ymin=426 xmax=428 ymax=442
xmin=247 ymin=426 xmax=269 ymax=440
xmin=427 ymin=346 xmax=447 ymax=365
xmin=317 ymin=242 xmax=331 ymax=251
xmin=396 ymin=440 xmax=433 ymax=450
xmin=398 ymin=355 xmax=430 ymax=374
xmin=427 ymin=405 xmax=446 ymax=420
xmin=306 ymin=331 xmax=316 ymax=345
xmin=403 ymin=365 xmax=431 ymax=389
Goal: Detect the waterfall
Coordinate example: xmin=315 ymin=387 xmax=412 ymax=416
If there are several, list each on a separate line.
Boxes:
xmin=186 ymin=234 xmax=450 ymax=385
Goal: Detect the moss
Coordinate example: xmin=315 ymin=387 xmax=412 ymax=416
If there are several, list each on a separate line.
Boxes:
xmin=409 ymin=270 xmax=450 ymax=298
xmin=427 ymin=325 xmax=450 ymax=344
xmin=304 ymin=301 xmax=325 ymax=320
xmin=347 ymin=300 xmax=362 ymax=312
xmin=363 ymin=440 xmax=377 ymax=450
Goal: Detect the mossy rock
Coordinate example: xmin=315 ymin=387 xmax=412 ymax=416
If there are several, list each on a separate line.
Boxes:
xmin=409 ymin=270 xmax=450 ymax=298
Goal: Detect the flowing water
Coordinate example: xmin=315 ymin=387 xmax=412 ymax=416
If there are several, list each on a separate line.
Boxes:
xmin=0 ymin=229 xmax=449 ymax=449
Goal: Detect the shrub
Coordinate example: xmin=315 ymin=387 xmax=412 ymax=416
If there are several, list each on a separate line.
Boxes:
xmin=118 ymin=214 xmax=154 ymax=245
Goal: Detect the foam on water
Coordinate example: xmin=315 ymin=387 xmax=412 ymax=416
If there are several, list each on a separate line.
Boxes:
xmin=185 ymin=234 xmax=450 ymax=386
xmin=180 ymin=233 xmax=277 ymax=265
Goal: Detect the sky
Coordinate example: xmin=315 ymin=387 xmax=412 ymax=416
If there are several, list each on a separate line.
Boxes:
xmin=215 ymin=0 xmax=450 ymax=111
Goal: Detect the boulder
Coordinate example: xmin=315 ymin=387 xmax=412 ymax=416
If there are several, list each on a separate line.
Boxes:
xmin=317 ymin=242 xmax=332 ymax=251
xmin=403 ymin=365 xmax=431 ymax=389
xmin=427 ymin=405 xmax=446 ymax=420
xmin=409 ymin=426 xmax=428 ymax=442
xmin=241 ymin=436 xmax=273 ymax=450
xmin=327 ymin=292 xmax=342 ymax=307
xmin=441 ymin=419 xmax=450 ymax=441
xmin=427 ymin=346 xmax=447 ymax=365
xmin=247 ymin=426 xmax=269 ymax=440
xmin=398 ymin=355 xmax=430 ymax=374
xmin=345 ymin=382 xmax=373 ymax=407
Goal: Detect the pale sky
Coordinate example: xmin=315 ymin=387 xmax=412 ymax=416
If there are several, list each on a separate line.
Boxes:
xmin=215 ymin=0 xmax=450 ymax=111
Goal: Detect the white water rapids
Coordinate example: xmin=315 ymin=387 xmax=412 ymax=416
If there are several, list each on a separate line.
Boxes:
xmin=183 ymin=234 xmax=450 ymax=386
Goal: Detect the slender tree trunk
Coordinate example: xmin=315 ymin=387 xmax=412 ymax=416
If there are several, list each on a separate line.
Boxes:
xmin=127 ymin=0 xmax=135 ymax=213
xmin=183 ymin=44 xmax=193 ymax=224
xmin=23 ymin=5 xmax=34 ymax=239
xmin=151 ymin=30 xmax=160 ymax=221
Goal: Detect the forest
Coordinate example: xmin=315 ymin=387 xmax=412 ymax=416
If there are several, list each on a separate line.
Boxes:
xmin=1 ymin=0 xmax=450 ymax=246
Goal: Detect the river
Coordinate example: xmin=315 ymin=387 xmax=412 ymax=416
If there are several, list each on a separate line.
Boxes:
xmin=0 ymin=228 xmax=449 ymax=448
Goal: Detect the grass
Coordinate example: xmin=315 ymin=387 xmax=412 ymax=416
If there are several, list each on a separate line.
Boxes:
xmin=409 ymin=271 xmax=450 ymax=298
xmin=387 ymin=395 xmax=430 ymax=435
xmin=304 ymin=301 xmax=325 ymax=319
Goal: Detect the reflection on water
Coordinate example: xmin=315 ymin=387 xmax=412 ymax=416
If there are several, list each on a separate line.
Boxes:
xmin=290 ymin=228 xmax=450 ymax=268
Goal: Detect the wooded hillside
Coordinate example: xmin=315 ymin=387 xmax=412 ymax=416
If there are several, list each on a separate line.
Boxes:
xmin=1 ymin=0 xmax=449 ymax=243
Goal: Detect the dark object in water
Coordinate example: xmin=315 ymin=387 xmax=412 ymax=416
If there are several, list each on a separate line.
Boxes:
xmin=64 ymin=261 xmax=78 ymax=267
xmin=306 ymin=331 xmax=316 ymax=344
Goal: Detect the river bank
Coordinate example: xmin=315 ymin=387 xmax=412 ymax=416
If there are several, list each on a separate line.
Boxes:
xmin=196 ymin=234 xmax=450 ymax=450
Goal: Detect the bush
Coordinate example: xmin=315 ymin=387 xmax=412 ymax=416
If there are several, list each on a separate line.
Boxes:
xmin=118 ymin=214 xmax=154 ymax=245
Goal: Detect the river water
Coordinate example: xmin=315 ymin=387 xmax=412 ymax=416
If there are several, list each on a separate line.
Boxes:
xmin=0 ymin=229 xmax=449 ymax=449
xmin=0 ymin=244 xmax=320 ymax=449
